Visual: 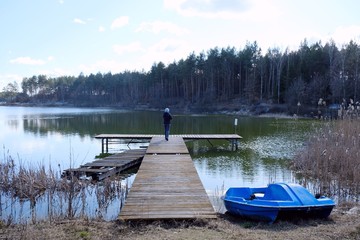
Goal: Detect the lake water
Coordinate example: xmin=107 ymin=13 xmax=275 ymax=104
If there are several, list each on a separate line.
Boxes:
xmin=0 ymin=106 xmax=318 ymax=221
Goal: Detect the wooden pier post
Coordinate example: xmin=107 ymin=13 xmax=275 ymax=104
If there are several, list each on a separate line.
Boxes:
xmin=101 ymin=138 xmax=109 ymax=153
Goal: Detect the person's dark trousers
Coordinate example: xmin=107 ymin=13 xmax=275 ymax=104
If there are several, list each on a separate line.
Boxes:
xmin=164 ymin=124 xmax=170 ymax=140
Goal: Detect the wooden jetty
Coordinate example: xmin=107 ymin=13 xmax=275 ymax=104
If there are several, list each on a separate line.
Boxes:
xmin=64 ymin=134 xmax=242 ymax=181
xmin=119 ymin=136 xmax=217 ymax=220
xmin=95 ymin=134 xmax=242 ymax=153
xmin=63 ymin=133 xmax=242 ymax=220
xmin=63 ymin=148 xmax=146 ymax=181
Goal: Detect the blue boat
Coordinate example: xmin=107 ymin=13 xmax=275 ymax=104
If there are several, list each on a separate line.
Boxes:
xmin=222 ymin=183 xmax=335 ymax=223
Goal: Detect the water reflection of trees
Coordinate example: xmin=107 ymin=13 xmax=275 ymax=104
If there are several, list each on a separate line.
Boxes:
xmin=20 ymin=111 xmax=163 ymax=137
xmin=6 ymin=119 xmax=19 ymax=130
xmin=193 ymin=143 xmax=292 ymax=185
xmin=194 ymin=151 xmax=286 ymax=177
xmin=15 ymin=110 xmax=318 ymax=144
xmin=20 ymin=111 xmax=242 ymax=138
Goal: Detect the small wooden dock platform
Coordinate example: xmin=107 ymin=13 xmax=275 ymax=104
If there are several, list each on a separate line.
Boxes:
xmin=95 ymin=134 xmax=242 ymax=153
xmin=64 ymin=134 xmax=241 ymax=181
xmin=63 ymin=149 xmax=146 ymax=181
xmin=119 ymin=136 xmax=217 ymax=220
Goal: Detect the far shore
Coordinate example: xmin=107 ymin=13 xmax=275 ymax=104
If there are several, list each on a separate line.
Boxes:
xmin=1 ymin=101 xmax=318 ymax=120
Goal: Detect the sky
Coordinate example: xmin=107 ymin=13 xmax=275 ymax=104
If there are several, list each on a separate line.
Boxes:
xmin=1 ymin=0 xmax=360 ymax=90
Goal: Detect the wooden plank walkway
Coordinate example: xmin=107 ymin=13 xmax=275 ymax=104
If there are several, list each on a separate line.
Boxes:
xmin=95 ymin=134 xmax=242 ymax=153
xmin=119 ymin=136 xmax=216 ymax=220
xmin=63 ymin=149 xmax=146 ymax=181
xmin=146 ymin=136 xmax=189 ymax=154
xmin=63 ymin=134 xmax=241 ymax=181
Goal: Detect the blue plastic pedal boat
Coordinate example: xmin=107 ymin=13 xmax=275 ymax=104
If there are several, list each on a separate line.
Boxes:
xmin=222 ymin=183 xmax=335 ymax=223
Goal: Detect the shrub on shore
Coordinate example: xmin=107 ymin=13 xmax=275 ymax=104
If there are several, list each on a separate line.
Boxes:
xmin=292 ymin=118 xmax=360 ymax=201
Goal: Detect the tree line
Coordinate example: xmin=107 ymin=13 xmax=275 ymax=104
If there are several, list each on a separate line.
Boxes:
xmin=2 ymin=39 xmax=360 ymax=112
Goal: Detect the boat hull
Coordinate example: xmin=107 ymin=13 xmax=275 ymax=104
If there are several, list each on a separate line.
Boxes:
xmin=223 ymin=199 xmax=279 ymax=222
xmin=277 ymin=205 xmax=334 ymax=220
xmin=222 ymin=183 xmax=335 ymax=223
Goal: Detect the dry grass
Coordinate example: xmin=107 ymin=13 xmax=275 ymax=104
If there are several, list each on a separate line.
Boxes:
xmin=292 ymin=118 xmax=360 ymax=201
xmin=1 ymin=203 xmax=360 ymax=240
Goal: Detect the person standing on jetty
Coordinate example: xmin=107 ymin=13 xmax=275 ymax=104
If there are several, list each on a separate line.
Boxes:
xmin=163 ymin=108 xmax=172 ymax=141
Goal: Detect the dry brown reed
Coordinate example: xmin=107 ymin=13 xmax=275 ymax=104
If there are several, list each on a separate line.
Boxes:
xmin=95 ymin=177 xmax=123 ymax=218
xmin=0 ymin=154 xmax=129 ymax=224
xmin=212 ymin=182 xmax=226 ymax=213
xmin=292 ymin=117 xmax=360 ymax=202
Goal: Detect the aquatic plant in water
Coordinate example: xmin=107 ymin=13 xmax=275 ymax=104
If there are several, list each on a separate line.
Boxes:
xmin=0 ymin=153 xmax=129 ymax=224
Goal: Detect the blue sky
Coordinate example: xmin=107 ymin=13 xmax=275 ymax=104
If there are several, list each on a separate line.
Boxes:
xmin=1 ymin=0 xmax=360 ymax=90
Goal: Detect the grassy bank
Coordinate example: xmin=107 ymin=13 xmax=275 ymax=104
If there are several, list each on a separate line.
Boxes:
xmin=1 ymin=203 xmax=360 ymax=239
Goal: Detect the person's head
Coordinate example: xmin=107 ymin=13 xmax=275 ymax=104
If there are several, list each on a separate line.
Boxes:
xmin=164 ymin=108 xmax=170 ymax=113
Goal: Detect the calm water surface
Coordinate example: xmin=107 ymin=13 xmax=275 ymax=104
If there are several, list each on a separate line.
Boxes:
xmin=0 ymin=106 xmax=319 ymax=220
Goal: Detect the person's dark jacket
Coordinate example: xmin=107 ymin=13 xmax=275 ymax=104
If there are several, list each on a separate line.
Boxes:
xmin=163 ymin=112 xmax=172 ymax=124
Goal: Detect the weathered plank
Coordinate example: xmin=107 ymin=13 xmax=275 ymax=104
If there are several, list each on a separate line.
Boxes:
xmin=63 ymin=148 xmax=146 ymax=180
xmin=145 ymin=136 xmax=189 ymax=154
xmin=119 ymin=137 xmax=216 ymax=220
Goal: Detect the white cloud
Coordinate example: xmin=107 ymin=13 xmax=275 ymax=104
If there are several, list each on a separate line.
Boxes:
xmin=135 ymin=21 xmax=189 ymax=36
xmin=73 ymin=18 xmax=86 ymax=24
xmin=164 ymin=0 xmax=277 ymax=20
xmin=10 ymin=57 xmax=46 ymax=65
xmin=98 ymin=26 xmax=105 ymax=32
xmin=0 ymin=74 xmax=22 ymax=82
xmin=148 ymin=38 xmax=184 ymax=53
xmin=166 ymin=0 xmax=250 ymax=14
xmin=268 ymin=25 xmax=360 ymax=52
xmin=140 ymin=38 xmax=191 ymax=66
xmin=325 ymin=25 xmax=360 ymax=46
xmin=78 ymin=60 xmax=135 ymax=74
xmin=37 ymin=68 xmax=72 ymax=78
xmin=163 ymin=0 xmax=186 ymax=11
xmin=59 ymin=0 xmax=64 ymax=4
xmin=111 ymin=16 xmax=129 ymax=30
xmin=0 ymin=74 xmax=23 ymax=91
xmin=78 ymin=39 xmax=191 ymax=75
xmin=113 ymin=42 xmax=143 ymax=55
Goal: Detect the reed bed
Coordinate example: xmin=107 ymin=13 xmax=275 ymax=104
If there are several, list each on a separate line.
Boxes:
xmin=292 ymin=117 xmax=360 ymax=202
xmin=0 ymin=153 xmax=129 ymax=224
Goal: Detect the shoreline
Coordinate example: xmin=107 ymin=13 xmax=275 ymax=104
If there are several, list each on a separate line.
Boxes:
xmin=1 ymin=102 xmax=305 ymax=119
xmin=1 ymin=203 xmax=359 ymax=239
